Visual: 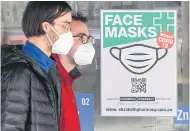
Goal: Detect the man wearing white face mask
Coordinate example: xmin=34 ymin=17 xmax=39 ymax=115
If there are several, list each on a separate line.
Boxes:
xmin=1 ymin=2 xmax=73 ymax=131
xmin=51 ymin=13 xmax=95 ymax=131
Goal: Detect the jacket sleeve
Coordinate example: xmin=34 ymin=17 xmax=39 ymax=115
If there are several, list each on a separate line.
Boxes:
xmin=69 ymin=67 xmax=82 ymax=82
xmin=1 ymin=67 xmax=30 ymax=131
xmin=51 ymin=54 xmax=82 ymax=84
xmin=60 ymin=66 xmax=82 ymax=85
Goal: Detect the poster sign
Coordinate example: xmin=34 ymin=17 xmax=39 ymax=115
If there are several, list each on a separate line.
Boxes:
xmin=174 ymin=106 xmax=189 ymax=124
xmin=101 ymin=10 xmax=177 ymax=116
xmin=76 ymin=93 xmax=94 ymax=131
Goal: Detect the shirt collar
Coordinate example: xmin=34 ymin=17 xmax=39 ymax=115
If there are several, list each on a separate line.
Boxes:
xmin=22 ymin=40 xmax=55 ymax=72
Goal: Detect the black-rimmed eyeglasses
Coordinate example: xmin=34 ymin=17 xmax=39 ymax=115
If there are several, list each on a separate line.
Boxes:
xmin=73 ymin=33 xmax=94 ymax=44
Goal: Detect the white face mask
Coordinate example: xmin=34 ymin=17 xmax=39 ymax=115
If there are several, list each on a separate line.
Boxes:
xmin=110 ymin=44 xmax=167 ymax=74
xmin=46 ymin=24 xmax=74 ymax=55
xmin=73 ymin=42 xmax=95 ymax=65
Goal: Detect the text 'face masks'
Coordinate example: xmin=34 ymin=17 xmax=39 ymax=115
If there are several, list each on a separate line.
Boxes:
xmin=110 ymin=44 xmax=168 ymax=74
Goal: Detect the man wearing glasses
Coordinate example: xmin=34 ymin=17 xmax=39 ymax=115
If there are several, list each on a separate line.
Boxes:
xmin=1 ymin=2 xmax=74 ymax=131
xmin=52 ymin=13 xmax=95 ymax=131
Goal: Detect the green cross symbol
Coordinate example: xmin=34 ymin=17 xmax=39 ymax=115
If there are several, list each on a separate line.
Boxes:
xmin=153 ymin=12 xmax=175 ymax=33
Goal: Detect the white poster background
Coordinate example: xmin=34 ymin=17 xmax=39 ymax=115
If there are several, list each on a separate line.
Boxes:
xmin=101 ymin=10 xmax=177 ymax=116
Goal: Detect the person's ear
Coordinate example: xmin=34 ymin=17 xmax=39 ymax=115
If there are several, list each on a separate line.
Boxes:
xmin=42 ymin=22 xmax=51 ymax=34
xmin=42 ymin=22 xmax=58 ymax=42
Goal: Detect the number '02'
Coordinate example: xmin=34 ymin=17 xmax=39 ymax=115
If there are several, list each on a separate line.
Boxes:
xmin=82 ymin=98 xmax=90 ymax=106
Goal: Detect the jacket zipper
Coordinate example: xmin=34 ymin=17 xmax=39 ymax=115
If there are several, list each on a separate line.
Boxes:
xmin=55 ymin=64 xmax=61 ymax=131
xmin=48 ymin=66 xmax=59 ymax=131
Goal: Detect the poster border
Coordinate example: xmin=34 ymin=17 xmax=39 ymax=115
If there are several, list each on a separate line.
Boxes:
xmin=100 ymin=9 xmax=178 ymax=117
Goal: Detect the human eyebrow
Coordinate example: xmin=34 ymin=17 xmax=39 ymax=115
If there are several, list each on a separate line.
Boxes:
xmin=61 ymin=21 xmax=71 ymax=24
xmin=75 ymin=33 xmax=87 ymax=36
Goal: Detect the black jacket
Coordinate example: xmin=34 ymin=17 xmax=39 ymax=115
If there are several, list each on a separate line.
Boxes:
xmin=1 ymin=45 xmax=62 ymax=131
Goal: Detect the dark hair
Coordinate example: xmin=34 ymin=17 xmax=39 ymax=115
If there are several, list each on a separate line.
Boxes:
xmin=22 ymin=1 xmax=72 ymax=38
xmin=72 ymin=11 xmax=88 ymax=23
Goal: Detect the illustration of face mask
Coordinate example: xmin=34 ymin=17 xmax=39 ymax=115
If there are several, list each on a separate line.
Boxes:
xmin=110 ymin=44 xmax=168 ymax=74
xmin=46 ymin=24 xmax=74 ymax=55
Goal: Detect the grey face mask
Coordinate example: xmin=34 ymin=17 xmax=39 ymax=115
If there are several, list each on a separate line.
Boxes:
xmin=110 ymin=44 xmax=168 ymax=74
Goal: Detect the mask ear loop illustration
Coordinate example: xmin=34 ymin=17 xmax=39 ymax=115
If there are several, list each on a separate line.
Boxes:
xmin=157 ymin=48 xmax=168 ymax=61
xmin=110 ymin=47 xmax=121 ymax=61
